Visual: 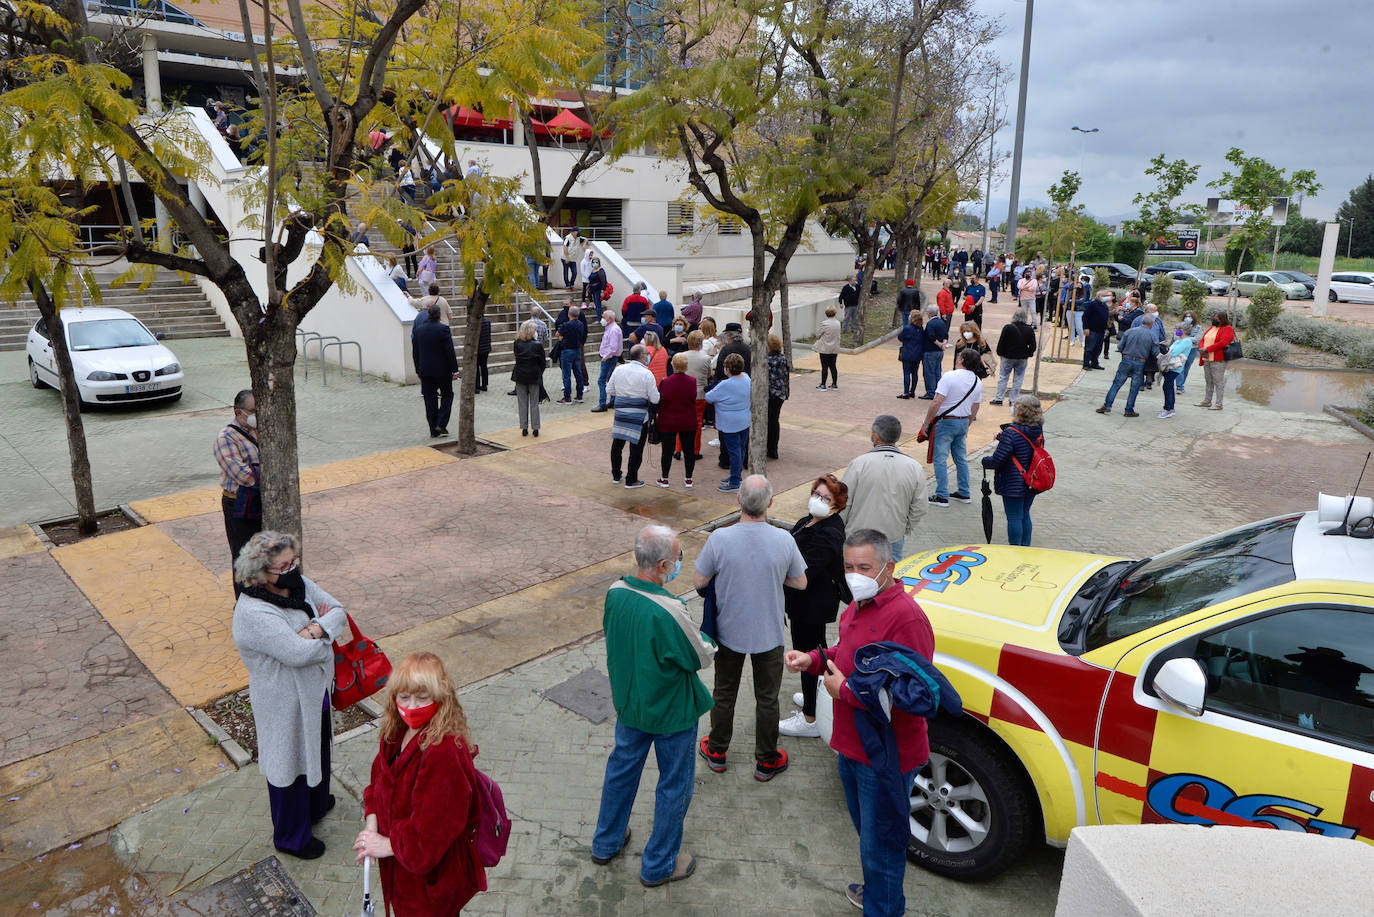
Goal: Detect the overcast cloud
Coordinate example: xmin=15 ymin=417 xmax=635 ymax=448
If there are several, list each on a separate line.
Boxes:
xmin=974 ymin=0 xmax=1360 ymax=226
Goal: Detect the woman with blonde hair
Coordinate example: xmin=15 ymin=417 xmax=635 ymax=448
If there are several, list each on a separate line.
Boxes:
xmin=698 ymin=317 xmax=720 ymax=361
xmin=951 ymin=321 xmax=993 ymax=378
xmin=356 ymin=652 xmax=486 ymax=916
xmin=512 ymin=320 xmax=545 ymax=437
xmin=642 ymin=330 xmax=669 ymax=383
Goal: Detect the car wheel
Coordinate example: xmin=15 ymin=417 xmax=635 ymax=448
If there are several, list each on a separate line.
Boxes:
xmin=1329 ymin=290 xmax=1338 ymax=302
xmin=28 ymin=358 xmax=48 ymax=389
xmin=906 ymin=716 xmax=1036 ymax=880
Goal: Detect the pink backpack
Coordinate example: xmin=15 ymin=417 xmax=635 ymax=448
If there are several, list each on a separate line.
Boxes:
xmin=468 ymin=751 xmax=512 ymax=867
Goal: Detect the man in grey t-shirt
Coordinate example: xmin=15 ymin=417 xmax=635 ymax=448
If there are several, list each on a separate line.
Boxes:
xmin=694 ymin=475 xmax=807 ymax=782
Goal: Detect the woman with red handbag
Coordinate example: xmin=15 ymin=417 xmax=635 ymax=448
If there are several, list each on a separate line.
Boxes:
xmin=232 ymin=531 xmax=349 ymax=860
xmin=355 ymin=652 xmax=487 ymax=916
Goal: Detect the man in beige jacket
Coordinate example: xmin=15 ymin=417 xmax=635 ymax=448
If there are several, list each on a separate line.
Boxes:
xmin=839 ymin=414 xmax=927 ymax=563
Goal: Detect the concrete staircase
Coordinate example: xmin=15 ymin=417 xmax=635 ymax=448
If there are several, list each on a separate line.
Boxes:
xmin=448 ymin=300 xmax=607 ymax=380
xmin=0 ymin=267 xmax=229 ymax=351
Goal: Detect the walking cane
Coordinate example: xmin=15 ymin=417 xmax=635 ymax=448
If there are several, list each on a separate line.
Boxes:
xmin=359 ymin=856 xmax=374 ymax=916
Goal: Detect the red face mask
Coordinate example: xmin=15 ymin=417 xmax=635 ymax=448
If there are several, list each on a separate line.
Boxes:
xmin=396 ymin=701 xmax=437 ymax=730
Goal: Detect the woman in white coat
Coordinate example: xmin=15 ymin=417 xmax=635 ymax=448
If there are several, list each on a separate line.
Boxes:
xmin=232 ymin=531 xmax=349 ymax=859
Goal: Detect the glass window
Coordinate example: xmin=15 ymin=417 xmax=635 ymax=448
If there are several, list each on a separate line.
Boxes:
xmin=1195 ymin=607 xmax=1374 ymax=752
xmin=34 ymin=317 xmax=48 ymax=339
xmin=1085 ymin=515 xmax=1299 ymax=651
xmin=67 ymin=318 xmax=157 ymax=351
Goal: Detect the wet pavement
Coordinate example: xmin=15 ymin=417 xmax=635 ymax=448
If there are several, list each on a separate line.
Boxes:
xmin=5 ymin=289 xmax=1374 ymax=914
xmin=1227 ymin=360 xmax=1372 ymax=413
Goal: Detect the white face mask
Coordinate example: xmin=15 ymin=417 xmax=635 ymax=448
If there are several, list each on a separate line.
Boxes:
xmin=244 ymin=413 xmax=257 ymax=429
xmin=808 ymin=496 xmax=832 ymax=518
xmin=845 ymin=571 xmax=882 ymax=603
xmin=963 ymin=332 xmax=974 ymax=340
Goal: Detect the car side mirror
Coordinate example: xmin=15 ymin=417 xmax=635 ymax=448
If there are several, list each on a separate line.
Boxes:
xmin=1152 ymin=657 xmax=1207 ymax=717
xmin=155 ymin=332 xmax=167 ymax=340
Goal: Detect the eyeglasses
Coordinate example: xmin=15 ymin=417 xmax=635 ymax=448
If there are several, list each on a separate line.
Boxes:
xmin=810 ymin=492 xmax=833 ymax=505
xmin=267 ymin=556 xmax=299 ymax=575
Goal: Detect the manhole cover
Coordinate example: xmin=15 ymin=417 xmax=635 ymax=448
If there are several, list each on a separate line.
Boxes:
xmin=171 ymin=856 xmax=316 ymax=916
xmin=540 ymin=668 xmax=613 ymax=724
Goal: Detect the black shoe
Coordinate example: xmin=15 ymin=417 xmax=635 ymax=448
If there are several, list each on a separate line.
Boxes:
xmin=951 ymin=493 xmax=972 ymax=504
xmin=767 ymin=453 xmax=780 ymax=460
xmin=312 ymin=795 xmax=337 ymax=824
xmin=533 ymin=429 xmax=539 ymax=437
xmin=718 ymin=462 xmax=730 ymax=470
xmin=917 ymin=393 xmax=935 ymax=400
xmin=928 ymin=495 xmax=950 ymax=507
xmin=693 ymin=453 xmax=704 ymax=460
xmin=430 ymin=429 xmax=441 ymax=437
xmin=506 ymin=389 xmax=517 ymax=396
xmin=276 ymin=837 xmax=326 ymax=860
xmin=674 ymin=451 xmax=682 ymax=459
xmin=438 ymin=427 xmax=448 ymax=435
xmin=522 ymin=429 xmax=528 ymax=436
xmin=989 ymin=399 xmax=1003 ymax=405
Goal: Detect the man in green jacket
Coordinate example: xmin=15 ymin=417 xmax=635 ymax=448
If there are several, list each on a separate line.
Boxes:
xmin=591 ymin=524 xmax=715 ymax=887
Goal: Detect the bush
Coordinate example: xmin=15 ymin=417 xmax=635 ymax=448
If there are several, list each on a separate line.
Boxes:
xmin=1245 ymin=337 xmax=1290 ymax=363
xmin=1359 ymin=384 xmax=1374 ymax=424
xmin=1113 ymin=237 xmax=1145 ymax=270
xmin=1200 ymin=302 xmax=1247 ymax=330
xmin=1347 ymin=342 xmax=1374 ymax=371
xmin=1246 ymin=285 xmax=1286 ymax=337
xmin=1224 ymin=240 xmax=1256 ymax=275
xmin=1093 ymin=266 xmax=1111 ymax=294
xmin=1269 ymin=313 xmax=1374 ymax=361
xmin=1179 ymin=278 xmax=1208 ymax=313
xmin=1150 ymin=273 xmax=1174 ymax=308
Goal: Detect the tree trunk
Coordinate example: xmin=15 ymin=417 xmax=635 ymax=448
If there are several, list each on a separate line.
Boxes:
xmin=855 ymin=235 xmax=882 ymax=343
xmin=30 ymin=282 xmax=97 ymax=534
xmin=747 ymin=232 xmax=770 ymax=477
xmin=457 ymin=286 xmax=489 ymax=454
xmin=245 ymin=319 xmax=303 ymax=541
xmin=779 ymin=269 xmax=792 ymax=367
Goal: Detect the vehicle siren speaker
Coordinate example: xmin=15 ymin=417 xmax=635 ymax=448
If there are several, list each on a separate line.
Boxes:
xmin=1318 ymin=493 xmax=1374 ymax=525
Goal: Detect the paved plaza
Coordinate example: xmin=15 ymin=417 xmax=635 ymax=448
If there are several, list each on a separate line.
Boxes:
xmin=3 ymin=285 xmax=1373 ymax=914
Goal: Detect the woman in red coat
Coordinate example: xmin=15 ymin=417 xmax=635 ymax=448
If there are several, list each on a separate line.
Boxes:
xmin=1195 ymin=310 xmax=1236 ymax=410
xmin=656 ymin=352 xmax=700 ymax=488
xmin=355 ymin=652 xmax=485 ymax=916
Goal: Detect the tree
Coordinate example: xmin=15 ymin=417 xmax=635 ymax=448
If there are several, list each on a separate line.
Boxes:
xmin=1277 ymin=214 xmax=1324 ymax=256
xmin=1209 ymin=148 xmax=1319 ymax=311
xmin=1123 ymin=154 xmax=1201 ymax=277
xmin=1 ymin=0 xmax=559 ymax=540
xmin=1031 ymin=170 xmax=1081 ymax=393
xmin=1334 ymin=176 xmax=1374 ymax=258
xmin=616 ymin=0 xmax=941 ymax=473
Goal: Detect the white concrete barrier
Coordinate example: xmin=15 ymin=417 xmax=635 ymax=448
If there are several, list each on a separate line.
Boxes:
xmin=1055 ymin=824 xmax=1374 ymax=917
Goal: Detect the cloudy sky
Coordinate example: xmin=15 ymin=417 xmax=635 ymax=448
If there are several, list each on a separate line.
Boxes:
xmin=974 ymin=0 xmax=1359 ymax=225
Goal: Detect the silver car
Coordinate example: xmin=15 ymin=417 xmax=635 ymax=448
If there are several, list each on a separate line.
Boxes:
xmin=1233 ymin=271 xmax=1309 ymax=300
xmin=1166 ymin=270 xmax=1229 ymax=296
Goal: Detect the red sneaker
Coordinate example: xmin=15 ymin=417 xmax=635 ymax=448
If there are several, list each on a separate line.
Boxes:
xmin=754 ymin=749 xmax=789 ymax=782
xmin=698 ymin=737 xmax=726 ymax=773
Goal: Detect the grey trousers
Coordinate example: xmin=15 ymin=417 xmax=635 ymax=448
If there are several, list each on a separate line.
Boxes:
xmin=1202 ymin=361 xmax=1226 ymax=407
xmin=516 ymin=381 xmax=541 ymax=431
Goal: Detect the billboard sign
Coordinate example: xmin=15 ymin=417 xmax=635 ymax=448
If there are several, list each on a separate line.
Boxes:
xmin=1206 ymin=197 xmax=1289 ymax=227
xmin=1147 ymin=228 xmax=1200 ymax=256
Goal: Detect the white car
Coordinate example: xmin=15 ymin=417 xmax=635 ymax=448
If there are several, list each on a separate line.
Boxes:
xmin=27 ymin=307 xmax=184 ymax=408
xmin=1166 ymin=270 xmax=1230 ymax=296
xmin=1329 ymin=272 xmax=1374 ymax=304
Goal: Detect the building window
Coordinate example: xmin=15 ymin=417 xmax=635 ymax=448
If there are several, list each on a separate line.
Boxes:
xmin=717 ymin=214 xmax=743 ymax=235
xmin=667 ymin=202 xmax=695 ymax=236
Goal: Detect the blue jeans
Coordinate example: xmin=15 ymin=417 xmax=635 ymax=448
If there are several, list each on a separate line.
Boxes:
xmin=561 ymin=348 xmax=584 ymax=398
xmin=1103 ymin=356 xmax=1145 ymax=412
xmin=921 ymin=351 xmax=943 ymax=396
xmin=1002 ymin=494 xmax=1035 ymax=546
xmin=838 ymin=754 xmax=919 ymax=917
xmin=597 ymin=358 xmax=617 ymax=407
xmin=720 ymin=429 xmax=747 ymax=486
xmin=593 ymin=722 xmax=697 ymax=884
xmin=1068 ymin=310 xmax=1083 ymax=344
xmin=901 ymin=360 xmax=919 ymax=395
xmin=1176 ymin=354 xmax=1195 ymax=390
xmin=890 ymin=537 xmax=904 ymax=565
xmin=931 ymin=416 xmax=970 ymax=498
xmin=1163 ymin=370 xmax=1179 ymax=411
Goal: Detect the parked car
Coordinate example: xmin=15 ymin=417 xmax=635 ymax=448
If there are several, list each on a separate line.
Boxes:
xmin=1330 ymin=271 xmax=1374 ymax=304
xmin=1233 ymin=271 xmax=1309 ymax=300
xmin=816 ymin=498 xmax=1374 ymax=880
xmin=1144 ymin=260 xmax=1204 ymax=275
xmin=1275 ymin=270 xmax=1316 ymax=298
xmin=1077 ymin=262 xmax=1152 ymax=292
xmin=1167 ymin=270 xmax=1230 ymax=296
xmin=27 ymin=307 xmax=184 ymax=408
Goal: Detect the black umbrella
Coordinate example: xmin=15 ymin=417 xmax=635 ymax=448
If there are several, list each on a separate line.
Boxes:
xmin=981 ymin=470 xmax=994 ymax=543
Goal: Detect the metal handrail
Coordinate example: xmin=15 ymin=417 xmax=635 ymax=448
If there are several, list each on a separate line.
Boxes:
xmin=320 ymin=339 xmax=363 ymax=385
xmin=295 ymin=329 xmax=325 ymax=380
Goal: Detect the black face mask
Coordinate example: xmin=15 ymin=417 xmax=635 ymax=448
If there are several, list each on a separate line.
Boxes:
xmin=273 ymin=567 xmax=305 ymax=593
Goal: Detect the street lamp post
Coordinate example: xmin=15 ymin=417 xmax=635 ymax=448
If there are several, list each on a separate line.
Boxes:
xmin=1343 ymin=217 xmax=1355 ymax=259
xmin=1004 ymin=0 xmax=1034 ymax=251
xmin=1071 ymin=125 xmax=1098 ymax=176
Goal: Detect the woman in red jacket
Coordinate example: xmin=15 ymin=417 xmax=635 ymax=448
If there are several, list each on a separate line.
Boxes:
xmin=1195 ymin=310 xmax=1236 ymax=410
xmin=355 ymin=652 xmax=485 ymax=916
xmin=656 ymin=352 xmax=700 ymax=488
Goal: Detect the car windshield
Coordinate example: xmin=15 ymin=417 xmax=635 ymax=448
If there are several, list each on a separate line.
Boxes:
xmin=1083 ymin=515 xmax=1300 ymax=652
xmin=1279 ymin=271 xmax=1314 ymax=283
xmin=68 ymin=319 xmax=157 ymax=351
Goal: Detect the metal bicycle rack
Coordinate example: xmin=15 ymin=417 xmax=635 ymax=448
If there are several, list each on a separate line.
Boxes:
xmin=320 ymin=339 xmax=364 ymax=385
xmin=295 ymin=329 xmax=324 ymax=380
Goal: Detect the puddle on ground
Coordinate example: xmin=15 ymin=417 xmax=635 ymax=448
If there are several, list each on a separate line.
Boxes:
xmin=3 ymin=836 xmax=179 ymax=916
xmin=1230 ymin=362 xmax=1372 ymax=413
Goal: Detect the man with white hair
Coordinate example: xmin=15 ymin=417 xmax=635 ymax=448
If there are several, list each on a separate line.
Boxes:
xmin=605 ymin=344 xmax=659 ymax=487
xmin=694 ymin=475 xmax=807 ymax=782
xmin=591 ymin=524 xmax=715 ymax=887
xmin=1096 ymin=311 xmax=1158 ymax=417
xmin=592 ymin=309 xmax=624 ymax=413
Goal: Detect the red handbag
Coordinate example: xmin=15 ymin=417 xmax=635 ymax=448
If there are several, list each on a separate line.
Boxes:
xmin=332 ymin=614 xmax=392 ymax=710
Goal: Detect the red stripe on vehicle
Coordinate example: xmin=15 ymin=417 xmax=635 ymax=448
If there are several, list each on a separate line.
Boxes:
xmin=996 ymin=645 xmax=1108 ymax=748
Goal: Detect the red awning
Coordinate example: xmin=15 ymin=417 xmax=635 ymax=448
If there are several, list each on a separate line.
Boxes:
xmin=447 ymin=105 xmax=512 ymax=131
xmin=546 ymin=109 xmax=593 ymax=140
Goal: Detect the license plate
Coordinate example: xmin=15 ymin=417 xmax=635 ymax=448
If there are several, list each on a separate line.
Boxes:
xmin=126 ymin=382 xmax=161 ymax=393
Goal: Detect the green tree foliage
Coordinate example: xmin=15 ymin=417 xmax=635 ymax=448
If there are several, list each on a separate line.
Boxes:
xmin=1224 ymin=236 xmax=1256 ymax=275
xmin=1113 ymin=237 xmax=1146 ymax=268
xmin=1093 ymin=266 xmax=1111 ymax=293
xmin=1246 ymin=285 xmax=1286 ymax=338
xmin=1180 ymin=278 xmax=1208 ymax=313
xmin=1278 ymin=214 xmax=1325 ymax=256
xmin=1150 ymin=273 xmax=1174 ymax=309
xmin=1334 ymin=176 xmax=1374 ymax=258
xmin=1123 ymin=154 xmax=1202 ymax=275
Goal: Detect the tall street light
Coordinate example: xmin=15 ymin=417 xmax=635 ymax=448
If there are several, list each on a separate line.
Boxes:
xmin=1071 ymin=125 xmax=1098 ymax=176
xmin=980 ymin=63 xmax=1000 ymax=258
xmin=1004 ymin=0 xmax=1034 ymax=253
xmin=1343 ymin=217 xmax=1355 ymax=259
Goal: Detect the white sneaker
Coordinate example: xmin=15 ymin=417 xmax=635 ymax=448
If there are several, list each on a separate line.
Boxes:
xmin=1157 ymin=410 xmax=1175 ymax=419
xmin=792 ymin=691 xmax=805 ymax=709
xmin=778 ymin=712 xmax=821 ymax=738
xmin=708 ymin=438 xmax=720 ymax=447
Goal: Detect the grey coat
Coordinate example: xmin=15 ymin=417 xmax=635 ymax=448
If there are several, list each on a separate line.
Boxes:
xmin=232 ymin=578 xmax=348 ymax=787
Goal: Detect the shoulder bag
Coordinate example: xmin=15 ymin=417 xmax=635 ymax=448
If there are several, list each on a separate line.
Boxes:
xmin=920 ymin=381 xmax=977 ymax=464
xmin=332 ymin=614 xmax=392 ymax=710
xmin=1223 ymin=339 xmax=1243 ymax=361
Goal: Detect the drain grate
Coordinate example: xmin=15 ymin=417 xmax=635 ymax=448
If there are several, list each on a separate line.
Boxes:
xmin=540 ymin=668 xmax=614 ymax=724
xmin=171 ymin=856 xmax=316 ymax=916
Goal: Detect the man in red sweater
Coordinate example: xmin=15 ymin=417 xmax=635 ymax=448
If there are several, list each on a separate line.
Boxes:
xmin=935 ymin=278 xmax=955 ymax=323
xmin=785 ymin=528 xmax=934 ymax=916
